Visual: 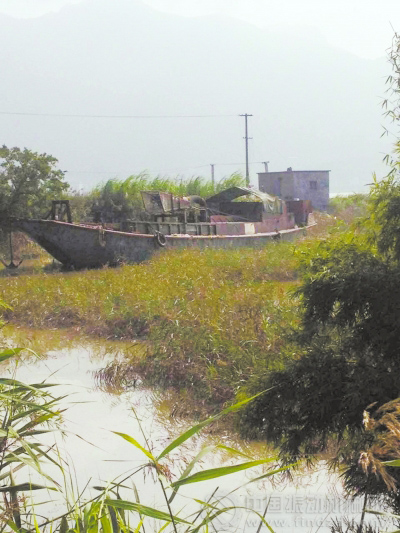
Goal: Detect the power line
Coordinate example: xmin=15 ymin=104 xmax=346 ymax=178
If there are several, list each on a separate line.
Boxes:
xmin=0 ymin=111 xmax=238 ymax=119
xmin=66 ymin=162 xmax=265 ymax=175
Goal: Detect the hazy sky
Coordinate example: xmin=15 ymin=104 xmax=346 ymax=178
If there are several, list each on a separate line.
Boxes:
xmin=0 ymin=0 xmax=398 ymax=193
xmin=0 ymin=0 xmax=398 ymax=59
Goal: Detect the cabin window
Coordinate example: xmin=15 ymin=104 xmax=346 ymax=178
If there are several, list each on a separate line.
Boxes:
xmin=310 ymin=181 xmax=317 ymax=190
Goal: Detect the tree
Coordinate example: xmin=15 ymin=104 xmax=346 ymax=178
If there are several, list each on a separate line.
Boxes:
xmin=240 ymin=32 xmax=400 ymax=513
xmin=0 ymin=145 xmax=69 ymax=218
xmin=241 ymin=220 xmax=400 ymax=514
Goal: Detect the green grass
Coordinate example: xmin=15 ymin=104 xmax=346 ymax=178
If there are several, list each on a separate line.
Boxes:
xmin=0 ymin=242 xmax=306 ymax=408
xmin=0 ymin=214 xmax=349 ymax=410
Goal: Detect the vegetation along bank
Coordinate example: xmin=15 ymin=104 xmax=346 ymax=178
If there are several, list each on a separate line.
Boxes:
xmin=1 ymin=29 xmax=400 ymax=532
xmin=0 ymin=242 xmax=303 ymax=407
xmin=7 ymin=186 xmax=400 ymax=518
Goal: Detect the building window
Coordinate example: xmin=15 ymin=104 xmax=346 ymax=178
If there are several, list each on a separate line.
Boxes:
xmin=310 ymin=181 xmax=317 ymax=190
xmin=273 ymin=179 xmax=282 ymax=196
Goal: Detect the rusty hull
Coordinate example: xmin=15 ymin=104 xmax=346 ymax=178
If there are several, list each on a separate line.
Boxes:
xmin=9 ymin=218 xmax=309 ymax=269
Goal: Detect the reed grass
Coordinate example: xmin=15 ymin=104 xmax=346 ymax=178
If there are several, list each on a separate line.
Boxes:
xmin=0 ymin=349 xmax=286 ymax=533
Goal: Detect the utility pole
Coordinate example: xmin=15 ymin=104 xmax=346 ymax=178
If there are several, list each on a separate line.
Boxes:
xmin=240 ymin=114 xmax=253 ymax=186
xmin=210 ymin=164 xmax=215 ymax=191
xmin=263 ymin=161 xmax=270 ymax=173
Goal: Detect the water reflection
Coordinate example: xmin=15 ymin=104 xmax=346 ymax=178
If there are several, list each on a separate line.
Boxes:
xmin=0 ymin=326 xmax=364 ymax=532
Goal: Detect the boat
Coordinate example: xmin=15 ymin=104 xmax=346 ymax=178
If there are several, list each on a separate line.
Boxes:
xmin=0 ymin=187 xmax=313 ymax=269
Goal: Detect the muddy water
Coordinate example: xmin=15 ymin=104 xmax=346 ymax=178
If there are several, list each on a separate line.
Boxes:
xmin=0 ymin=326 xmax=364 ymax=532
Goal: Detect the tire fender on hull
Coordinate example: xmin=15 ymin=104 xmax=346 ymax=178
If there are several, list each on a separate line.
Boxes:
xmin=154 ymin=231 xmax=167 ymax=247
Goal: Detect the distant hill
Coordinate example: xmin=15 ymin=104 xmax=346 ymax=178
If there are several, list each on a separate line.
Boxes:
xmin=0 ymin=0 xmax=392 ymax=193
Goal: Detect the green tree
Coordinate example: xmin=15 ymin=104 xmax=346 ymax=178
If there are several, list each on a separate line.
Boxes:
xmin=241 ymin=32 xmax=400 ymax=512
xmin=0 ymin=145 xmax=69 ymax=218
xmin=241 ymin=217 xmax=400 ymax=513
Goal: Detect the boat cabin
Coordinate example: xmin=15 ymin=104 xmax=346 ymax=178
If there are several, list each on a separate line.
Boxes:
xmin=47 ymin=187 xmax=309 ymax=237
xmin=123 ymin=186 xmax=299 ymax=236
xmin=206 ymin=187 xmax=283 ymax=222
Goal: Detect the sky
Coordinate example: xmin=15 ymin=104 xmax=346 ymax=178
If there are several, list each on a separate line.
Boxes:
xmin=0 ymin=0 xmax=398 ymax=194
xmin=0 ymin=0 xmax=399 ymax=59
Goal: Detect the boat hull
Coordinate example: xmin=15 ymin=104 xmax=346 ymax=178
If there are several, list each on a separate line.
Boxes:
xmin=11 ymin=219 xmax=309 ymax=269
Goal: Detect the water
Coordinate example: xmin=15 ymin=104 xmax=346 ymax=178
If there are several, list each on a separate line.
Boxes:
xmin=0 ymin=326 xmax=367 ymax=532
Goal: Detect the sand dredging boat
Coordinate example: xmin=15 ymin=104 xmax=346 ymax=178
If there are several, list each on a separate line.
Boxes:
xmin=0 ymin=186 xmax=314 ymax=269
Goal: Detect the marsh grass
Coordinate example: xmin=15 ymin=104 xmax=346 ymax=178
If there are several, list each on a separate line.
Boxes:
xmin=0 ymin=220 xmax=350 ymax=409
xmin=0 ymin=243 xmax=305 ymax=406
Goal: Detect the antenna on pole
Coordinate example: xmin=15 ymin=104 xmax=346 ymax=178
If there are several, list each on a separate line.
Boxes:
xmin=263 ymin=161 xmax=270 ymax=172
xmin=240 ymin=114 xmax=253 ymax=186
xmin=210 ymin=164 xmax=215 ymax=191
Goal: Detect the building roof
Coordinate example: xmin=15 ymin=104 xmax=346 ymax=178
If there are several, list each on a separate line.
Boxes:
xmin=258 ymin=170 xmax=331 ymax=174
